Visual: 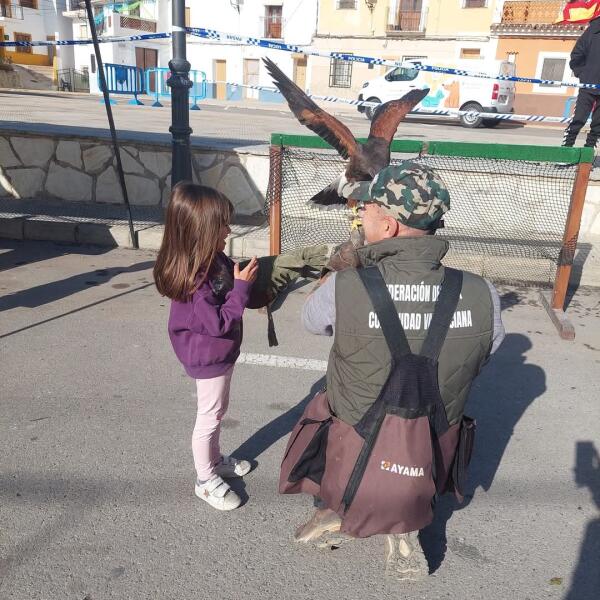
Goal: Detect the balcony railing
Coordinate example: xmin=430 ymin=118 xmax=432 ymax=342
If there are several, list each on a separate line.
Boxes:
xmin=386 ymin=9 xmax=423 ymax=32
xmin=119 ymin=14 xmax=157 ymax=33
xmin=261 ymin=16 xmax=282 ymax=39
xmin=0 ymin=3 xmax=24 ymax=19
xmin=499 ymin=1 xmax=563 ymax=25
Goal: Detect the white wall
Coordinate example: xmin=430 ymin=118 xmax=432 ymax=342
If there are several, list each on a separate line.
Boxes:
xmin=68 ymin=0 xmax=169 ymax=93
xmin=1 ymin=1 xmax=74 ymax=68
xmin=48 ymin=0 xmax=75 ymax=69
xmin=185 ymin=0 xmax=317 ymax=90
xmin=283 ymin=0 xmax=318 ymax=45
xmin=2 ymin=6 xmax=48 ymax=60
xmin=64 ymin=0 xmax=318 ymax=94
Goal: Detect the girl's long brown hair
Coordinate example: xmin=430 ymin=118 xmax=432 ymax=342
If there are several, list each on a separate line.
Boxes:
xmin=154 ymin=183 xmax=233 ymax=301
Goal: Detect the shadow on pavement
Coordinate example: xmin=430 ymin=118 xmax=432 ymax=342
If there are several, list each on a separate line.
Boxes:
xmin=0 ymin=253 xmax=154 ymax=313
xmin=231 ymin=376 xmax=326 ymax=462
xmin=0 ymin=239 xmax=110 ymax=275
xmin=563 ymin=441 xmax=600 ymax=600
xmin=420 ymin=332 xmax=547 ymax=573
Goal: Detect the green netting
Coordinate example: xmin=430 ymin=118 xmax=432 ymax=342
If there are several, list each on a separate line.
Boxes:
xmin=266 ymin=136 xmax=592 ymax=286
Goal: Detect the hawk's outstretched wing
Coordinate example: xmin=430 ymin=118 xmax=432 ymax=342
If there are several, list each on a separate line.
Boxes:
xmin=367 ymin=88 xmax=429 ymax=145
xmin=263 ymin=57 xmax=359 ymax=160
xmin=364 ymin=88 xmax=430 ymax=172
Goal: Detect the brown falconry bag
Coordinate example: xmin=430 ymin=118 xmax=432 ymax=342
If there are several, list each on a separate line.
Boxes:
xmin=280 ymin=266 xmax=476 ymax=537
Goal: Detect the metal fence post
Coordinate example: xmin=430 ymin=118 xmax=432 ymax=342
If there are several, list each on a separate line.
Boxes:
xmin=269 ymin=144 xmax=283 ymax=255
xmin=539 ymin=159 xmax=593 ymax=340
xmin=551 ymin=161 xmax=592 ymax=311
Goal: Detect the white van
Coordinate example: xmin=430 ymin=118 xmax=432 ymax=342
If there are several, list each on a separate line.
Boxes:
xmin=357 ymin=60 xmax=516 ymax=128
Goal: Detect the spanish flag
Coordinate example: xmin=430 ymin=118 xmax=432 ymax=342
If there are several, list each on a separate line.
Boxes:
xmin=557 ymin=0 xmax=600 ymax=24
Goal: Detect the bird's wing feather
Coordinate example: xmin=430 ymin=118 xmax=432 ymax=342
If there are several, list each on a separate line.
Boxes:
xmin=263 ymin=57 xmax=359 ymax=160
xmin=367 ymin=88 xmax=430 ymax=146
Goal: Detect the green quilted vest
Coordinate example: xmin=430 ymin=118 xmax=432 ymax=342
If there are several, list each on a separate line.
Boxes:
xmin=327 ymin=236 xmax=494 ymax=426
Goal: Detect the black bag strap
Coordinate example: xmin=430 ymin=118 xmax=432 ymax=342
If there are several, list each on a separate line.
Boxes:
xmin=357 ymin=266 xmax=411 ymax=360
xmin=419 ymin=268 xmax=463 ymax=361
xmin=266 ymin=304 xmax=278 ymax=347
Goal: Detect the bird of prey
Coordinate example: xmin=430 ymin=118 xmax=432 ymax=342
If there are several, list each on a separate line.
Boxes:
xmin=263 ymin=56 xmax=429 ymax=207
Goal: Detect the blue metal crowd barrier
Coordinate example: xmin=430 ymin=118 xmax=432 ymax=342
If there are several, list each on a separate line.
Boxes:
xmin=99 ymin=63 xmax=145 ymax=105
xmin=563 ymin=96 xmax=577 ymax=119
xmin=563 ymin=95 xmax=593 ymax=122
xmin=189 ymin=70 xmax=208 ymax=110
xmin=145 ymin=67 xmax=207 ymax=109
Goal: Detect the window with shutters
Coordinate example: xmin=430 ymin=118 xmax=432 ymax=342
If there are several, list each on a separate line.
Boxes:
xmin=540 ymin=57 xmax=566 ymax=86
xmin=387 ymin=0 xmax=423 ymax=32
xmin=533 ymin=53 xmax=574 ymax=94
xmin=329 ymin=55 xmax=353 ymax=88
xmin=337 ymin=0 xmax=357 ymax=9
xmin=460 ymin=48 xmax=481 ymax=59
xmin=15 ymin=32 xmax=32 ymax=53
xmin=264 ymin=5 xmax=282 ymax=38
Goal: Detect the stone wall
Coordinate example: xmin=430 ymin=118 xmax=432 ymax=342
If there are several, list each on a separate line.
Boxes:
xmin=0 ymin=128 xmax=269 ymax=218
xmin=0 ymin=125 xmax=599 ymax=242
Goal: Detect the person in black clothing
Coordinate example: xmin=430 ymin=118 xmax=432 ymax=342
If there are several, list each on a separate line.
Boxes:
xmin=563 ymin=15 xmax=600 ymax=148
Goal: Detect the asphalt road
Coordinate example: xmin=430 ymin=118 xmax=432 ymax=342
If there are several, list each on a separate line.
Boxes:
xmin=0 ymin=89 xmax=571 ymax=149
xmin=1 ymin=239 xmax=599 ymax=600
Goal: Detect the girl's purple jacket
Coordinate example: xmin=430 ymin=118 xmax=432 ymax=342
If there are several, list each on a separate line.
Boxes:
xmin=168 ymin=254 xmax=251 ymax=379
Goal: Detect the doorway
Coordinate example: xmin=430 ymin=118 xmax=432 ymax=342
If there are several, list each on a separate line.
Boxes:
xmin=0 ymin=27 xmax=5 ymax=60
xmin=243 ymin=58 xmax=259 ymax=100
xmin=293 ymin=55 xmax=307 ymax=91
xmin=135 ymin=46 xmax=157 ymax=91
xmin=214 ymin=59 xmax=226 ymax=100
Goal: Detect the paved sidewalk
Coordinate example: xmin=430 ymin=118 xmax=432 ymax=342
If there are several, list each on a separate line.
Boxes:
xmin=1 ymin=240 xmax=599 ymax=600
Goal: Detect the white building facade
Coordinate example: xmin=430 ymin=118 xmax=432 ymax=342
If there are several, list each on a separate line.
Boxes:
xmin=62 ymin=0 xmax=318 ymax=102
xmin=0 ymin=0 xmax=74 ymax=70
xmin=183 ymin=0 xmax=318 ymax=103
xmin=64 ymin=0 xmax=169 ymax=93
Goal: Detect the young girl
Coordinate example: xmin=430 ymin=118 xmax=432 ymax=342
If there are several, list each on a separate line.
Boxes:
xmin=154 ymin=183 xmax=258 ymax=511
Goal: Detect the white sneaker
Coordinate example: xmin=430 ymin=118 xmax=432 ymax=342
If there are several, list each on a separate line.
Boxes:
xmin=384 ymin=531 xmax=428 ymax=582
xmin=194 ymin=475 xmax=241 ymax=511
xmin=214 ymin=455 xmax=252 ymax=478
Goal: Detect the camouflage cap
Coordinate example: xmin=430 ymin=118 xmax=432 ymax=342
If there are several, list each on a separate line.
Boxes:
xmin=339 ymin=179 xmax=372 ymax=203
xmin=341 ymin=162 xmax=451 ymax=230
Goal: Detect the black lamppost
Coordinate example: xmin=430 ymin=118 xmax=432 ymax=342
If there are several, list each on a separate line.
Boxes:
xmin=168 ymin=0 xmax=193 ymax=186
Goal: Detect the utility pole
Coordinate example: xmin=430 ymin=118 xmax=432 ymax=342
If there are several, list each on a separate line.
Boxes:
xmin=168 ymin=0 xmax=193 ymax=186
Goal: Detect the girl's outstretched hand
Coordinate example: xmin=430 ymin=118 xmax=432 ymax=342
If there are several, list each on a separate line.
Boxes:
xmin=234 ymin=256 xmax=258 ymax=283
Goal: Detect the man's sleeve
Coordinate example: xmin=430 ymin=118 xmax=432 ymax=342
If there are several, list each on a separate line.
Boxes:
xmin=301 ymin=272 xmax=337 ymax=336
xmin=570 ymin=30 xmax=590 ymax=77
xmin=485 ymin=279 xmax=505 ymax=355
